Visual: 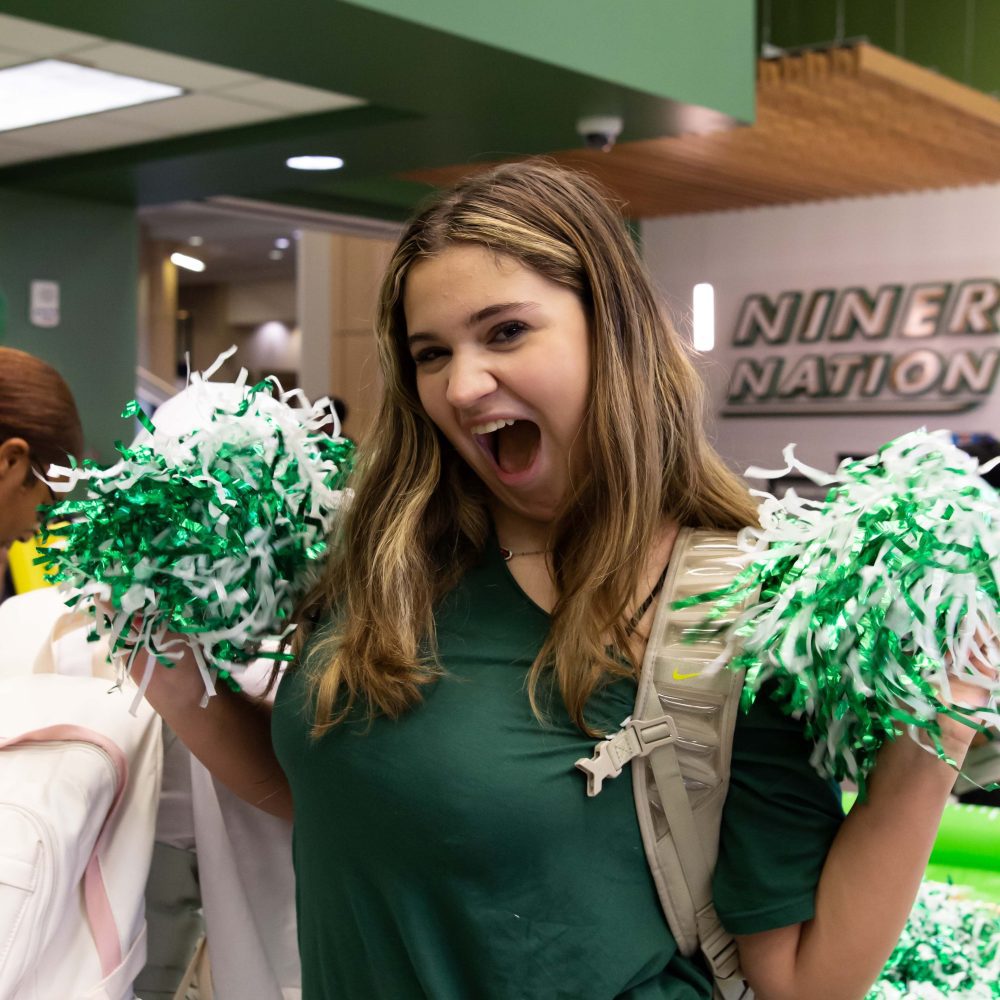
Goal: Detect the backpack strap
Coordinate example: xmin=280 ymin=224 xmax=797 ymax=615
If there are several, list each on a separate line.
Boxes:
xmin=640 ymin=528 xmax=756 ymax=998
xmin=576 ymin=527 xmax=756 ymax=999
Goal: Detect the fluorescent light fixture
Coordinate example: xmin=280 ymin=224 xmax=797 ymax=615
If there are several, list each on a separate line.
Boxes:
xmin=692 ymin=282 xmax=715 ymax=352
xmin=286 ymin=155 xmax=344 ymax=171
xmin=170 ymin=252 xmax=206 ymax=273
xmin=0 ymin=59 xmax=183 ymax=133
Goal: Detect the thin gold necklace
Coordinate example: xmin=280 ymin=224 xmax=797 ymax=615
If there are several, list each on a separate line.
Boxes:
xmin=499 ymin=545 xmax=551 ymax=561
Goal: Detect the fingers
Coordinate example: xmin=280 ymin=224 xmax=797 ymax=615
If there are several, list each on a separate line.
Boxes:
xmin=968 ymin=624 xmax=999 ymax=679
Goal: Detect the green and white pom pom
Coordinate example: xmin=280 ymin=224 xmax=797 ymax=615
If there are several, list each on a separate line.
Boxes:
xmin=678 ymin=429 xmax=1000 ymax=794
xmin=39 ymin=349 xmax=354 ymax=709
xmin=867 ymin=880 xmax=1000 ymax=999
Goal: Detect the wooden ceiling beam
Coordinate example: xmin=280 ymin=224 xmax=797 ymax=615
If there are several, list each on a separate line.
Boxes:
xmin=405 ymin=43 xmax=1000 ymax=218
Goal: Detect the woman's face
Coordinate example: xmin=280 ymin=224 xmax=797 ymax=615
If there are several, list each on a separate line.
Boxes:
xmin=0 ymin=439 xmax=52 ymax=549
xmin=404 ymin=244 xmax=591 ymax=530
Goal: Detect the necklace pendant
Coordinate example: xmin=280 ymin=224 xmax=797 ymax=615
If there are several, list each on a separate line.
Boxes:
xmin=499 ymin=546 xmax=513 ymax=562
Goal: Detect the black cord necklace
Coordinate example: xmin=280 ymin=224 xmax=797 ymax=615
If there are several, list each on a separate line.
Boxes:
xmin=625 ymin=563 xmax=670 ymax=635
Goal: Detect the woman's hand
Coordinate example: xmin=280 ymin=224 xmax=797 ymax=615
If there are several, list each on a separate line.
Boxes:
xmin=736 ymin=623 xmax=998 ymax=1000
xmin=934 ymin=622 xmax=998 ymax=765
xmin=94 ymin=601 xmax=293 ymax=820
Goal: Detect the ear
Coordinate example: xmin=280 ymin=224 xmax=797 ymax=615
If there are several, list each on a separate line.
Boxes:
xmin=0 ymin=438 xmax=31 ymax=480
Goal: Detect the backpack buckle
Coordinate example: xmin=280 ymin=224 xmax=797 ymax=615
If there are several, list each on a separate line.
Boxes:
xmin=575 ymin=714 xmax=678 ymax=796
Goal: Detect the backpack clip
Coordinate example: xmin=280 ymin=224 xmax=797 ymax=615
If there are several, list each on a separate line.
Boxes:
xmin=575 ymin=714 xmax=678 ymax=797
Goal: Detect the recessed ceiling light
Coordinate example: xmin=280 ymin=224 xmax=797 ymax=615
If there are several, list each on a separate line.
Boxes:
xmin=0 ymin=59 xmax=183 ymax=133
xmin=170 ymin=252 xmax=206 ymax=273
xmin=269 ymin=249 xmax=284 ymax=261
xmin=274 ymin=237 xmax=290 ymax=249
xmin=286 ymin=155 xmax=344 ymax=171
xmin=188 ymin=236 xmax=204 ymax=247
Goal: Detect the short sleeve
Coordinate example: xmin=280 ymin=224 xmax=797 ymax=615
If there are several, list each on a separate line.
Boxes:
xmin=712 ymin=683 xmax=845 ymax=935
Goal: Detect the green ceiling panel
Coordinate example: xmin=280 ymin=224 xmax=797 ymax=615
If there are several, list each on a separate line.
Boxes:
xmin=764 ymin=0 xmax=841 ymax=48
xmin=0 ymin=1 xmax=754 ymax=216
xmin=903 ymin=0 xmax=970 ymax=84
xmin=346 ymin=0 xmax=755 ymax=121
xmin=972 ymin=0 xmax=1000 ymax=97
xmin=764 ymin=0 xmax=999 ymax=96
xmin=843 ymin=0 xmax=899 ymax=51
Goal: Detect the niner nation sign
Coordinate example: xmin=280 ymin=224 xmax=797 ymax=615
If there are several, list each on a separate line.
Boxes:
xmin=723 ymin=279 xmax=1000 ymax=416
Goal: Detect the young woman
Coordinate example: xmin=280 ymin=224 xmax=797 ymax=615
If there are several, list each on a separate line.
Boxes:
xmin=144 ymin=162 xmax=994 ymax=1000
xmin=0 ymin=346 xmax=83 ymax=551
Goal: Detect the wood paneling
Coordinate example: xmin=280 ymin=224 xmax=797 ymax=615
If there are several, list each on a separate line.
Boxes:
xmin=407 ymin=44 xmax=1000 ymax=218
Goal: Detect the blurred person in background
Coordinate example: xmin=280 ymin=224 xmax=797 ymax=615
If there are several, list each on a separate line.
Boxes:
xmin=0 ymin=346 xmax=84 ymax=601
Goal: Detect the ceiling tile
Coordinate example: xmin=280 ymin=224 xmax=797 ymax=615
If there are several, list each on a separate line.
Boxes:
xmin=0 ymin=46 xmax=30 ymax=68
xmin=5 ymin=114 xmax=163 ymax=153
xmin=100 ymin=93 xmax=285 ymax=134
xmin=220 ymin=80 xmax=365 ymax=114
xmin=0 ymin=136 xmax=59 ymax=166
xmin=0 ymin=14 xmax=102 ymax=55
xmin=69 ymin=41 xmax=261 ymax=89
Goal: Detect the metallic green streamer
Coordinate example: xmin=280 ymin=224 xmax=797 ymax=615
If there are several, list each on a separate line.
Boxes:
xmin=867 ymin=881 xmax=1000 ymax=998
xmin=675 ymin=430 xmax=1000 ymax=797
xmin=38 ymin=376 xmax=354 ymax=691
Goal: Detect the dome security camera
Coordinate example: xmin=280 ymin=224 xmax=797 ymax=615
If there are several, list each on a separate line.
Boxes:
xmin=576 ymin=114 xmax=624 ymax=152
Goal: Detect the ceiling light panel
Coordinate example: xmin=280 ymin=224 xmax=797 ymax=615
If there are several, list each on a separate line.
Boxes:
xmin=0 ymin=59 xmax=183 ymax=133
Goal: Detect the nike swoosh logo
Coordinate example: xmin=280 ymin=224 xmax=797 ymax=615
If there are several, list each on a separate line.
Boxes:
xmin=672 ymin=668 xmax=701 ymax=680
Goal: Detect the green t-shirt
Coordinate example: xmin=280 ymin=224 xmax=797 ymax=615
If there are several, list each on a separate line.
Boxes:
xmin=272 ymin=545 xmax=843 ymax=999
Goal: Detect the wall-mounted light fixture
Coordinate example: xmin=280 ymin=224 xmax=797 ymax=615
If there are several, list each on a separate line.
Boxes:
xmin=692 ymin=282 xmax=715 ymax=352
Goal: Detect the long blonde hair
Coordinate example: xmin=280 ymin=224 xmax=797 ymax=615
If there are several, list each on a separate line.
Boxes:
xmin=296 ymin=161 xmax=757 ymax=735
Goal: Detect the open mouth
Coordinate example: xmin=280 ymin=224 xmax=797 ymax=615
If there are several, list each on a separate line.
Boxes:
xmin=474 ymin=419 xmax=541 ymax=476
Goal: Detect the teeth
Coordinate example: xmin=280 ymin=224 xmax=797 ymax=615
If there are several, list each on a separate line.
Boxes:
xmin=471 ymin=418 xmax=516 ymax=435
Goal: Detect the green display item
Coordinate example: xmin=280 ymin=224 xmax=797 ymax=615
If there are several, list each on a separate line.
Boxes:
xmin=844 ymin=792 xmax=1000 ymax=874
xmin=929 ymin=801 xmax=1000 ymax=873
xmin=924 ymin=864 xmax=1000 ymax=904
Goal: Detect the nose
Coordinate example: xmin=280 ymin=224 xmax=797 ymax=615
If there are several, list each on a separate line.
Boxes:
xmin=444 ymin=349 xmax=498 ymax=409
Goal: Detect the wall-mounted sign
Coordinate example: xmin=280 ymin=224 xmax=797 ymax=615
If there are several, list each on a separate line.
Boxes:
xmin=30 ymin=280 xmax=60 ymax=328
xmin=723 ymin=279 xmax=999 ymax=416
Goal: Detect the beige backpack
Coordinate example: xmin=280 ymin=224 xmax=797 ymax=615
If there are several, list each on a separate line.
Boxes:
xmin=576 ymin=528 xmax=756 ymax=1000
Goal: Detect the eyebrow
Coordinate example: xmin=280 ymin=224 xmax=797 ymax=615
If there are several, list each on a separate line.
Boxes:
xmin=407 ymin=301 xmax=537 ymax=347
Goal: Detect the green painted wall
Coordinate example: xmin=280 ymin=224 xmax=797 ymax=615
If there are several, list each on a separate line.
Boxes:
xmin=0 ymin=189 xmax=137 ymax=464
xmin=349 ymin=0 xmax=756 ymax=120
xmin=763 ymin=0 xmax=1000 ymax=96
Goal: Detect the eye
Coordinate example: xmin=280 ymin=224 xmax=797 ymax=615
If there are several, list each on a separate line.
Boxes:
xmin=491 ymin=321 xmax=528 ymax=344
xmin=412 ymin=346 xmax=448 ymax=366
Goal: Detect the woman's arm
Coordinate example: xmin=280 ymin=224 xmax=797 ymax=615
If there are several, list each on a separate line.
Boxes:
xmin=735 ymin=663 xmax=991 ymax=1000
xmin=134 ymin=644 xmax=293 ymax=821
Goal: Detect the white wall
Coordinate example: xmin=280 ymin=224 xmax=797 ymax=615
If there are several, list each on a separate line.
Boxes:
xmin=227 ymin=279 xmax=296 ymax=325
xmin=641 ymin=185 xmax=1000 ymax=481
